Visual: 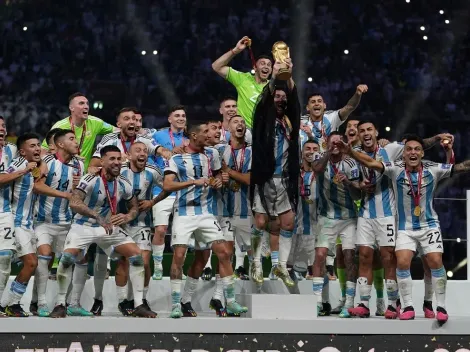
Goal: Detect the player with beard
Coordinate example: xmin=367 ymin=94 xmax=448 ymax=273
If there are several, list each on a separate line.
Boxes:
xmin=299 ymin=86 xmax=368 ymax=152
xmin=219 ymin=97 xmax=253 ymax=145
xmin=116 ymin=142 xmax=168 ymax=316
xmin=212 ymin=36 xmax=272 ymax=128
xmin=250 ymin=58 xmax=300 ymax=288
xmin=342 ymin=135 xmax=470 ymax=325
xmin=133 ymin=108 xmax=157 ymax=138
xmin=150 ymin=106 xmax=187 ymax=280
xmin=164 ymin=122 xmax=248 ymax=318
xmin=311 ymin=132 xmax=361 ymax=318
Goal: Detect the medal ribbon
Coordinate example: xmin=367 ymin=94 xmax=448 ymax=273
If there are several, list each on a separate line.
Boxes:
xmin=312 ymin=119 xmax=327 ymax=145
xmin=229 ymin=142 xmax=246 ymax=172
xmin=362 ymin=145 xmax=379 ymax=182
xmin=120 ymin=134 xmax=134 ymax=154
xmin=169 ymin=129 xmax=176 ymax=149
xmin=101 ymin=171 xmax=117 ymax=215
xmin=69 ymin=117 xmax=86 ymax=155
xmin=405 ymin=166 xmax=422 ymax=210
xmin=55 ymin=153 xmax=81 ymax=176
xmin=331 ymin=160 xmax=341 ymax=178
xmin=276 ymin=117 xmax=291 ymax=141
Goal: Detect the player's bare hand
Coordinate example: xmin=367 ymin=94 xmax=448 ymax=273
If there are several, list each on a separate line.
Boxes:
xmin=437 ymin=133 xmax=454 ymax=145
xmin=210 ymin=177 xmax=223 ymax=189
xmin=110 ymin=213 xmax=128 ymax=226
xmin=356 ymin=84 xmax=368 ymax=95
xmin=72 ymin=175 xmax=81 ymax=188
xmin=300 ymin=124 xmax=313 ymax=136
xmin=172 ymin=146 xmax=185 ymax=155
xmin=272 ymin=61 xmax=282 ymax=80
xmin=359 ymin=180 xmax=375 ymax=194
xmin=97 ymin=217 xmax=113 ymax=235
xmin=378 ymin=139 xmax=390 ymax=148
xmin=221 ymin=160 xmax=230 ymax=173
xmin=88 ymin=166 xmax=101 ymax=175
xmin=336 ymin=173 xmax=350 ymax=185
xmin=234 ymin=36 xmax=250 ymax=54
xmin=221 ymin=172 xmax=230 ymax=184
xmin=26 ymin=162 xmax=37 ymax=172
xmin=158 ymin=148 xmax=173 ymax=160
xmin=194 ymin=178 xmax=208 ymax=187
xmin=333 ymin=140 xmax=351 ymax=154
xmin=138 ymin=200 xmax=154 ymax=212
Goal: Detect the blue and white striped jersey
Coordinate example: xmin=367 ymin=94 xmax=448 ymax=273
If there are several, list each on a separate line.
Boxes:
xmin=299 ymin=111 xmax=344 ymax=152
xmin=295 ymin=171 xmax=317 ymax=235
xmin=140 ymin=128 xmax=157 ymax=137
xmin=36 ymin=154 xmax=84 ymax=225
xmin=120 ymin=163 xmax=163 ymax=227
xmin=0 ymin=143 xmax=18 ymax=213
xmin=274 ymin=119 xmax=290 ymax=176
xmin=382 ymin=161 xmax=453 ymax=231
xmin=219 ymin=128 xmax=253 ymax=145
xmin=74 ymin=174 xmax=134 ymax=227
xmin=358 ymin=142 xmax=404 ymax=219
xmin=93 ymin=133 xmax=161 ymax=159
xmin=164 ymin=150 xmax=222 ymax=216
xmin=316 ymin=156 xmax=360 ymax=220
xmin=6 ymin=157 xmax=36 ymax=229
xmin=215 ymin=143 xmax=252 ymax=218
xmin=204 ymin=147 xmax=223 ymax=217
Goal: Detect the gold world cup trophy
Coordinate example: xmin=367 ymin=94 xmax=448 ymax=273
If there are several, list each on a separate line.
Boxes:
xmin=272 ymin=41 xmax=291 ymax=81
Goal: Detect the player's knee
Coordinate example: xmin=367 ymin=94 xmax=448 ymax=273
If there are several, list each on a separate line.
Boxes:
xmin=424 ymin=255 xmax=442 ymax=270
xmin=380 ymin=248 xmax=395 ymax=265
xmin=129 ymin=255 xmax=144 ymax=267
xmin=60 ymin=252 xmax=76 ymax=268
xmin=314 ymin=249 xmax=327 ymax=263
xmin=255 ymin=217 xmax=267 ymax=230
xmin=396 ymin=256 xmax=410 ymax=270
xmin=154 ymin=226 xmax=167 ymax=238
xmin=358 ymin=248 xmax=373 ymax=264
xmin=23 ymin=255 xmax=38 ymax=272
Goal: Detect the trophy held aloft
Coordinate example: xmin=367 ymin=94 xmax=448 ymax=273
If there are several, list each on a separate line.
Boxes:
xmin=272 ymin=41 xmax=291 ymax=81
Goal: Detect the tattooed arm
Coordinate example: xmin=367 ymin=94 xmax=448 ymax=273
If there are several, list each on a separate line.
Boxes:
xmin=452 ymin=160 xmax=470 ymax=175
xmin=125 ymin=196 xmax=139 ymax=222
xmin=70 ymin=189 xmax=101 ymax=220
xmin=312 ymin=152 xmax=331 ymax=173
xmin=422 ymin=133 xmax=454 ymax=150
xmin=338 ymin=84 xmax=368 ymax=121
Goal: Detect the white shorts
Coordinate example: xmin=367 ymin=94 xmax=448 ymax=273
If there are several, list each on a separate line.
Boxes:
xmin=15 ymin=227 xmax=36 ymax=257
xmin=396 ymin=228 xmax=443 ymax=255
xmin=171 ymin=214 xmax=224 ymax=247
xmin=221 ymin=216 xmax=252 ymax=251
xmin=315 ymin=216 xmax=357 ymax=251
xmin=35 ymin=223 xmax=71 ymax=254
xmin=288 ymin=233 xmax=315 ymax=271
xmin=152 ymin=196 xmax=175 ymax=227
xmin=0 ymin=212 xmax=15 ymax=251
xmin=124 ymin=226 xmax=152 ymax=251
xmin=252 ymin=178 xmax=292 ymax=216
xmin=356 ymin=216 xmax=396 ymax=248
xmin=64 ymin=223 xmax=135 ymax=257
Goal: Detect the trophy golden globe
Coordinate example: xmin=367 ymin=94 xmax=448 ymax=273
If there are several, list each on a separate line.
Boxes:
xmin=272 ymin=41 xmax=291 ymax=81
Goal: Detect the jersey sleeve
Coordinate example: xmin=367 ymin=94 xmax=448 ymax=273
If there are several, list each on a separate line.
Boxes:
xmin=245 ymin=129 xmax=253 ymax=145
xmin=209 ymin=149 xmax=222 ymax=171
xmin=244 ymin=147 xmax=252 ymax=172
xmin=325 ymin=110 xmax=344 ymax=131
xmin=152 ymin=168 xmax=164 ymax=188
xmin=93 ymin=139 xmax=110 ymax=158
xmin=93 ymin=116 xmax=114 ymax=135
xmin=381 ymin=161 xmax=399 ymax=178
xmin=384 ymin=142 xmax=405 ymax=161
xmin=226 ymin=67 xmax=245 ymax=88
xmin=4 ymin=157 xmax=26 ymax=174
xmin=164 ymin=157 xmax=178 ymax=176
xmin=76 ymin=174 xmax=95 ymax=194
xmin=122 ymin=179 xmax=134 ymax=201
xmin=428 ymin=163 xmax=453 ymax=182
xmin=137 ymin=136 xmax=161 ymax=156
xmin=343 ymin=158 xmax=360 ymax=181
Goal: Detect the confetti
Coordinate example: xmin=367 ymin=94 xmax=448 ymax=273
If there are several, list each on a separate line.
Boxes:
xmin=298 ymin=340 xmax=305 ymax=348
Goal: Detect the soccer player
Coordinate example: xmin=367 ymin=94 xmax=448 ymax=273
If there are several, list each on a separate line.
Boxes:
xmin=42 ymin=93 xmax=116 ymax=170
xmin=311 ymin=132 xmax=361 ymax=317
xmin=163 ymin=122 xmax=248 ymax=319
xmin=1 ymin=133 xmax=71 ymax=317
xmin=150 ymin=105 xmax=187 ymax=280
xmin=133 ymin=108 xmax=157 ymax=137
xmin=116 ymin=142 xmax=168 ymax=315
xmin=30 ymin=130 xmax=84 ymax=317
xmin=44 ymin=128 xmax=62 ymax=155
xmin=299 ymin=86 xmax=368 ymax=151
xmin=50 ymin=145 xmax=155 ymax=318
xmin=342 ymin=135 xmax=470 ymax=324
xmin=212 ymin=36 xmax=272 ymax=128
xmin=219 ymin=97 xmax=252 ymax=145
xmin=0 ymin=116 xmax=18 ymax=316
xmin=250 ymin=59 xmax=300 ymax=288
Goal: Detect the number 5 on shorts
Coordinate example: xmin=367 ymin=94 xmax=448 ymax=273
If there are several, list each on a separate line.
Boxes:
xmin=387 ymin=224 xmax=394 ymax=237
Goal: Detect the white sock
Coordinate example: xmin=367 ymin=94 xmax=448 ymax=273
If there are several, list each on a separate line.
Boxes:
xmin=357 ymin=277 xmax=371 ymax=308
xmin=56 ymin=255 xmax=74 ymax=306
xmin=143 ymin=286 xmax=149 ymax=300
xmin=386 ymin=279 xmax=398 ymax=308
xmin=93 ymin=252 xmax=108 ymax=300
xmin=430 ymin=267 xmax=447 ymax=309
xmin=127 ymin=278 xmax=134 ymax=300
xmin=0 ymin=252 xmax=12 ymax=303
xmin=397 ymin=269 xmax=413 ymax=308
xmin=204 ymin=251 xmax=212 ymax=269
xmin=345 ymin=281 xmax=356 ymax=308
xmin=181 ymin=277 xmax=199 ymax=304
xmin=250 ymin=227 xmax=264 ymax=265
xmin=129 ymin=256 xmax=144 ymax=307
xmin=312 ymin=277 xmax=323 ymax=309
xmin=424 ymin=274 xmax=434 ymax=301
xmin=152 ymin=244 xmax=165 ymax=270
xmin=171 ymin=279 xmax=182 ymax=309
xmin=36 ymin=255 xmax=51 ymax=306
xmin=221 ymin=275 xmax=235 ymax=303
xmin=279 ymin=230 xmax=293 ymax=268
xmin=3 ymin=280 xmax=28 ymax=306
xmin=70 ymin=263 xmax=87 ymax=306
xmin=235 ymin=242 xmax=246 ymax=269
xmin=212 ymin=274 xmax=224 ymax=301
xmin=322 ymin=275 xmax=330 ymax=303
xmin=116 ymin=284 xmax=127 ymax=303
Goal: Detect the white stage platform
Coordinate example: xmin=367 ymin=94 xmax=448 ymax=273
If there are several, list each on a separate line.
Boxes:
xmin=0 ymin=277 xmax=468 ymax=334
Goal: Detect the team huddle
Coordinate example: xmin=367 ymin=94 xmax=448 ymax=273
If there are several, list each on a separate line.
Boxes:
xmin=0 ymin=36 xmax=468 ymax=324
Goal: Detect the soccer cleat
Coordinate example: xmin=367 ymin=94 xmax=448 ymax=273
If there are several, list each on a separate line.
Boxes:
xmin=49 ymin=304 xmax=67 ymax=318
xmin=348 ymin=303 xmax=370 ymax=318
xmin=375 ymin=298 xmax=386 ymax=316
xmin=201 ymin=267 xmax=213 ymax=281
xmin=37 ymin=304 xmax=50 ymax=317
xmin=118 ymin=300 xmax=134 ymax=317
xmin=0 ymin=305 xmax=7 ymax=317
xmin=268 ymin=265 xmax=278 ymax=280
xmin=90 ymin=299 xmax=104 ymax=316
xmin=273 ymin=265 xmax=295 ymax=287
xmin=152 ymin=265 xmax=163 ymax=280
xmin=209 ymin=298 xmax=228 ymax=317
xmin=142 ymin=299 xmax=152 ymax=312
xmin=226 ymin=300 xmax=248 ymax=315
xmin=423 ymin=300 xmax=435 ymax=319
xmin=68 ymin=305 xmax=93 ymax=317
xmin=29 ymin=301 xmax=38 ymax=316
xmin=170 ymin=305 xmax=183 ymax=319
xmin=234 ymin=266 xmax=249 ymax=280
xmin=5 ymin=304 xmax=29 ymax=317
xmin=293 ymin=270 xmax=304 ymax=281
xmin=318 ymin=302 xmax=332 ymax=316
xmin=399 ymin=306 xmax=415 ymax=320
xmin=384 ymin=305 xmax=398 ymax=319
xmin=132 ymin=304 xmax=157 ymax=318
xmin=339 ymin=307 xmax=351 ymax=318
xmin=436 ymin=306 xmax=448 ymax=326
xmin=181 ymin=301 xmax=197 ymax=317
xmin=396 ymin=298 xmax=401 ymax=314
xmin=250 ymin=263 xmax=264 ymax=284
xmin=330 ymin=299 xmax=345 ymax=314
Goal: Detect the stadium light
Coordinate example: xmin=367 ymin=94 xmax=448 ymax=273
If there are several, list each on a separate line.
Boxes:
xmin=439 ymin=10 xmax=444 ymax=15
xmin=385 ymin=126 xmax=391 ymax=132
xmin=308 ymin=77 xmax=313 ymax=82
xmin=344 ymin=49 xmax=349 ymax=55
xmin=447 ymin=271 xmax=453 ymax=278
xmin=445 ymin=19 xmax=450 ymax=24
xmin=153 ymin=50 xmax=158 ymax=55
xmin=141 ymin=50 xmax=146 ymax=55
xmin=420 ymin=26 xmax=425 ymax=31
xmin=457 ymin=237 xmax=461 ymax=243
xmin=23 ymin=26 xmax=27 ymax=31
xmin=405 ymin=0 xmax=410 ymax=3
xmin=423 ymin=36 xmax=428 ymax=41
xmin=251 ymin=69 xmax=255 ymax=74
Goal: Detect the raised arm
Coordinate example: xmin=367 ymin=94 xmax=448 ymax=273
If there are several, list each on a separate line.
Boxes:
xmin=422 ymin=133 xmax=454 ymax=150
xmin=451 ymin=160 xmax=470 ymax=175
xmin=212 ymin=36 xmax=250 ymax=79
xmin=0 ymin=164 xmax=34 ymax=186
xmin=335 ymin=141 xmax=384 ymax=172
xmin=312 ymin=152 xmax=330 ymax=173
xmin=338 ymin=84 xmax=368 ymax=121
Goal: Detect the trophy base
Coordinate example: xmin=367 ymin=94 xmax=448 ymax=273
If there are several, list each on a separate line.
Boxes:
xmin=276 ymin=69 xmax=291 ymax=81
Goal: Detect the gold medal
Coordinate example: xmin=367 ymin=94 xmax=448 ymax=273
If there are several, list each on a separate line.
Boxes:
xmin=231 ymin=181 xmax=241 ymax=192
xmin=333 ymin=174 xmax=341 ymax=185
xmin=31 ymin=167 xmax=41 ymax=179
xmin=322 ymin=141 xmax=327 ymax=150
xmin=413 ymin=206 xmax=421 ymax=217
xmin=208 ymin=177 xmax=216 ymax=186
xmin=304 ymin=198 xmax=313 ymax=204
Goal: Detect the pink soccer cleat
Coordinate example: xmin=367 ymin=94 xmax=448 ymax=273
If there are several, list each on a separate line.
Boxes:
xmin=348 ymin=303 xmax=370 ymax=318
xmin=423 ymin=300 xmax=435 ymax=319
xmin=399 ymin=306 xmax=415 ymax=320
xmin=384 ymin=305 xmax=398 ymax=319
xmin=436 ymin=307 xmax=448 ymax=326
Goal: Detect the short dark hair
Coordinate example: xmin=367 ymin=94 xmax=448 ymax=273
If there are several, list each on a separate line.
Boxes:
xmin=46 ymin=128 xmax=63 ymax=145
xmin=306 ymin=93 xmax=324 ymax=102
xmin=53 ymin=129 xmax=74 ymax=146
xmin=100 ymin=145 xmax=122 ymax=157
xmin=129 ymin=107 xmax=141 ymax=115
xmin=68 ymin=92 xmax=86 ymax=104
xmin=186 ymin=122 xmax=206 ymax=135
xmin=220 ymin=97 xmax=237 ymax=105
xmin=328 ymin=131 xmax=346 ymax=142
xmin=256 ymin=55 xmax=273 ymax=63
xmin=303 ymin=139 xmax=319 ymax=148
xmin=206 ymin=118 xmax=222 ymax=124
xmin=357 ymin=120 xmax=376 ymax=129
xmin=0 ymin=116 xmax=4 ymax=121
xmin=117 ymin=107 xmax=135 ymax=120
xmin=17 ymin=133 xmax=40 ymax=149
xmin=169 ymin=105 xmax=186 ymax=116
xmin=403 ymin=134 xmax=424 ymax=147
